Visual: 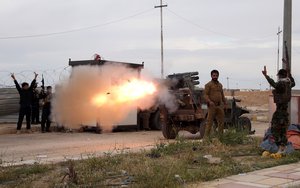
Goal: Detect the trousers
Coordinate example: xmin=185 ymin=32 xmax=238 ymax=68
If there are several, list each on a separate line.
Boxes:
xmin=41 ymin=107 xmax=51 ymax=131
xmin=205 ymin=105 xmax=225 ymax=137
xmin=271 ymin=103 xmax=289 ymax=146
xmin=17 ymin=106 xmax=32 ymax=130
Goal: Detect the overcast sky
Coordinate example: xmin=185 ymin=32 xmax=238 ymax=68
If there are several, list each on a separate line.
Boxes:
xmin=0 ymin=0 xmax=299 ymax=90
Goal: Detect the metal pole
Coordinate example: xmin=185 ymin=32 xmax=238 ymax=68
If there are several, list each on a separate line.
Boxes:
xmin=155 ymin=0 xmax=167 ymax=79
xmin=277 ymin=27 xmax=282 ymax=73
xmin=226 ymin=77 xmax=229 ymax=90
xmin=282 ymin=0 xmax=292 ymax=70
xmin=259 ymin=83 xmax=262 ymax=91
xmin=282 ymin=0 xmax=292 ymax=122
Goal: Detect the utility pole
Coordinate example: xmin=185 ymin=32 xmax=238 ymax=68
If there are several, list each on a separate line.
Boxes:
xmin=155 ymin=0 xmax=167 ymax=79
xmin=276 ymin=27 xmax=282 ymax=73
xmin=259 ymin=83 xmax=261 ymax=91
xmin=282 ymin=0 xmax=292 ymax=70
xmin=226 ymin=77 xmax=229 ymax=90
xmin=282 ymin=0 xmax=292 ymax=122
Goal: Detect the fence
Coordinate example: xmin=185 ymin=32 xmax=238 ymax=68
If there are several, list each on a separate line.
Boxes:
xmin=0 ymin=67 xmax=71 ymax=123
xmin=0 ymin=67 xmax=71 ymax=88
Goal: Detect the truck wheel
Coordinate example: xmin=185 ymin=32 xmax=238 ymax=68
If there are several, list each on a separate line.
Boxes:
xmin=238 ymin=117 xmax=251 ymax=133
xmin=150 ymin=109 xmax=162 ymax=130
xmin=199 ymin=120 xmax=206 ymax=139
xmin=161 ymin=112 xmax=177 ymax=139
xmin=162 ymin=122 xmax=177 ymax=139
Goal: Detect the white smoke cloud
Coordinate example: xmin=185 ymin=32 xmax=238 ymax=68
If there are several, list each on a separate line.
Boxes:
xmin=52 ymin=64 xmax=177 ymax=131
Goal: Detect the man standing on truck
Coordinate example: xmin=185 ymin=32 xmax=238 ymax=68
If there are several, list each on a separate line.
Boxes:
xmin=204 ymin=70 xmax=226 ymax=138
xmin=262 ymin=66 xmax=295 ymax=153
xmin=11 ymin=72 xmax=38 ymax=133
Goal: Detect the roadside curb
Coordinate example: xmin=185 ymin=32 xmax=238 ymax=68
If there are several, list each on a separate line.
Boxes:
xmin=191 ymin=162 xmax=300 ymax=188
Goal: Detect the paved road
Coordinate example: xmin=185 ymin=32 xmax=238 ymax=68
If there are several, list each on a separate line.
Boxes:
xmin=0 ymin=121 xmax=268 ymax=166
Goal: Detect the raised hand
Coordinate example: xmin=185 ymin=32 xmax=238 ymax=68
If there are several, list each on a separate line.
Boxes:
xmin=34 ymin=72 xmax=38 ymax=79
xmin=11 ymin=73 xmax=16 ymax=80
xmin=262 ymin=66 xmax=267 ymax=76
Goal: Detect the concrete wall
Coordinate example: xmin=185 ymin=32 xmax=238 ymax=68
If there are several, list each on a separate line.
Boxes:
xmin=0 ymin=88 xmax=19 ymax=116
xmin=269 ymin=91 xmax=300 ymax=124
xmin=0 ymin=88 xmax=19 ymax=123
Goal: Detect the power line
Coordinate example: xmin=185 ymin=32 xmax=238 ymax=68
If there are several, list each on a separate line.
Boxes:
xmin=0 ymin=8 xmax=154 ymax=40
xmin=166 ymin=8 xmax=274 ymax=42
xmin=166 ymin=8 xmax=236 ymax=39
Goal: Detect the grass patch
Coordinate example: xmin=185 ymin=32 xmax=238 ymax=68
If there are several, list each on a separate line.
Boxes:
xmin=1 ymin=131 xmax=300 ymax=187
xmin=0 ymin=163 xmax=53 ymax=187
xmin=219 ymin=129 xmax=253 ymax=146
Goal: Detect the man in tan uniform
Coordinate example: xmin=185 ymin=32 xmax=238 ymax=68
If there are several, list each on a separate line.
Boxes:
xmin=204 ymin=70 xmax=226 ymax=137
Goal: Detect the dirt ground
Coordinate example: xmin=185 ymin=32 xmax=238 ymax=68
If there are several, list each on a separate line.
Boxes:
xmin=0 ymin=130 xmax=162 ymax=166
xmin=0 ymin=91 xmax=271 ymax=166
xmin=225 ymin=90 xmax=270 ymax=122
xmin=0 ymin=122 xmax=269 ymax=167
xmin=225 ymin=90 xmax=270 ymax=108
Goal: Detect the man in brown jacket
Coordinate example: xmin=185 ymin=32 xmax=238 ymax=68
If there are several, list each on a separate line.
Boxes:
xmin=204 ymin=70 xmax=226 ymax=137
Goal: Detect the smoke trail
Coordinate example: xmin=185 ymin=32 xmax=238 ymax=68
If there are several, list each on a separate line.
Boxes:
xmin=52 ymin=64 xmax=177 ymax=131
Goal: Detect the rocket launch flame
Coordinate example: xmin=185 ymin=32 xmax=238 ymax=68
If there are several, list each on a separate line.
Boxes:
xmin=52 ymin=64 xmax=177 ymax=131
xmin=91 ymin=78 xmax=157 ymax=107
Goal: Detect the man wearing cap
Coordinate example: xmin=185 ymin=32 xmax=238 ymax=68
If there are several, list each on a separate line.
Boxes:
xmin=204 ymin=69 xmax=227 ymax=138
xmin=262 ymin=66 xmax=295 ymax=153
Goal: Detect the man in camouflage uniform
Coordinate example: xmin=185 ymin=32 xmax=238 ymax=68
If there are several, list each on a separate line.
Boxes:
xmin=262 ymin=66 xmax=295 ymax=151
xmin=204 ymin=70 xmax=227 ymax=137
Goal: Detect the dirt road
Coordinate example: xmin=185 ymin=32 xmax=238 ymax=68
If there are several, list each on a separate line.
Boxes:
xmin=0 ymin=122 xmax=269 ymax=166
xmin=0 ymin=130 xmax=166 ymax=166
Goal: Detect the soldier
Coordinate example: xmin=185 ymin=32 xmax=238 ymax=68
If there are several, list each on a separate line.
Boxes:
xmin=262 ymin=66 xmax=295 ymax=152
xmin=11 ymin=72 xmax=38 ymax=133
xmin=40 ymin=86 xmax=53 ymax=132
xmin=204 ymin=70 xmax=226 ymax=138
xmin=31 ymin=83 xmax=40 ymax=124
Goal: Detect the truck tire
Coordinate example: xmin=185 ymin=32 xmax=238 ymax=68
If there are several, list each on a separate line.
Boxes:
xmin=150 ymin=109 xmax=162 ymax=130
xmin=199 ymin=120 xmax=206 ymax=139
xmin=160 ymin=110 xmax=177 ymax=139
xmin=238 ymin=117 xmax=251 ymax=133
xmin=162 ymin=122 xmax=177 ymax=139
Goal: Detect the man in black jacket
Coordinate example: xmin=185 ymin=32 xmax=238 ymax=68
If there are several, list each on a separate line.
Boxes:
xmin=11 ymin=72 xmax=38 ymax=133
xmin=40 ymin=86 xmax=52 ymax=132
xmin=31 ymin=83 xmax=40 ymax=124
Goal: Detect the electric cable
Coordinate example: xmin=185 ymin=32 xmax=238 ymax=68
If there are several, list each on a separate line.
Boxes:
xmin=0 ymin=8 xmax=154 ymax=40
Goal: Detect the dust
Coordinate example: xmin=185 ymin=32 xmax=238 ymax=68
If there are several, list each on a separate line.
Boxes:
xmin=52 ymin=64 xmax=176 ymax=131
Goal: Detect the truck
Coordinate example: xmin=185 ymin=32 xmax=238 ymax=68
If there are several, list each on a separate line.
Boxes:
xmin=68 ymin=58 xmax=252 ymax=136
xmin=159 ymin=72 xmax=253 ymax=139
xmin=68 ymin=58 xmax=161 ymax=132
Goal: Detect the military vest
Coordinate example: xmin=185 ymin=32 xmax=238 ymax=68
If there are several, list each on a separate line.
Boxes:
xmin=272 ymin=78 xmax=291 ymax=104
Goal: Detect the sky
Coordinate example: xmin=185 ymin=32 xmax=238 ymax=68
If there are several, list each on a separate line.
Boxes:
xmin=0 ymin=0 xmax=299 ymax=90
